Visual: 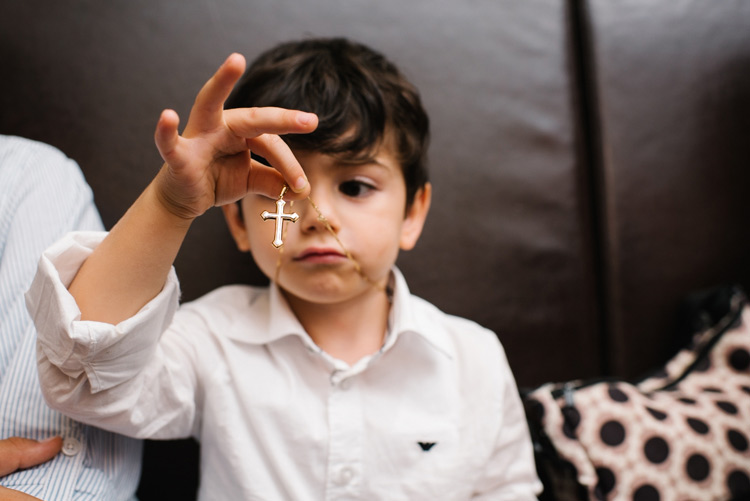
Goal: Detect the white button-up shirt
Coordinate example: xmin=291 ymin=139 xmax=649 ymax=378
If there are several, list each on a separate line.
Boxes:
xmin=26 ymin=231 xmax=541 ymax=500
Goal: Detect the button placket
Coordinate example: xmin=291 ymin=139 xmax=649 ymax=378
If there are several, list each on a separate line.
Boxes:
xmin=325 ymin=371 xmax=363 ymax=499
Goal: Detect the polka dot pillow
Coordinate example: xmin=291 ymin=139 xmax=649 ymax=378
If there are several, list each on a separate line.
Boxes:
xmin=524 ymin=286 xmax=750 ymax=500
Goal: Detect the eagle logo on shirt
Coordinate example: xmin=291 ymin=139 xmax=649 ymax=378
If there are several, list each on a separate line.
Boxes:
xmin=418 ymin=442 xmax=436 ymax=451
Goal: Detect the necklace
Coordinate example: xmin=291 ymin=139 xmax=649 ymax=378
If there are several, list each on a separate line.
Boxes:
xmin=261 ymin=185 xmax=385 ymax=292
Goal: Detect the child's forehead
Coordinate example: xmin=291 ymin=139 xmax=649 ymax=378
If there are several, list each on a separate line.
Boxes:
xmin=294 ymin=129 xmax=400 ymax=169
xmin=294 ymin=146 xmax=400 ymax=173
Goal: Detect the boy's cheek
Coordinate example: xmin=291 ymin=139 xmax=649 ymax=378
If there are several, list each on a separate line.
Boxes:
xmin=248 ymin=247 xmax=279 ymax=279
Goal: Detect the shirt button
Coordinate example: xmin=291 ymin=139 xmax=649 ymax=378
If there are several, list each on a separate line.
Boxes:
xmin=337 ymin=466 xmax=355 ymax=485
xmin=339 ymin=378 xmax=352 ymax=391
xmin=61 ymin=437 xmax=82 ymax=456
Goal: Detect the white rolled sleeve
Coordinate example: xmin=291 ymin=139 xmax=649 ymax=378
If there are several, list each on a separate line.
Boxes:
xmin=25 ymin=231 xmax=195 ymax=438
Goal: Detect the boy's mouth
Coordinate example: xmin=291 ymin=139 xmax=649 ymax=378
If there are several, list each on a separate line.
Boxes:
xmin=294 ymin=247 xmax=347 ymax=263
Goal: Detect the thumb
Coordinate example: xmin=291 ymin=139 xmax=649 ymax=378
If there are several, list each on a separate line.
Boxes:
xmin=154 ymin=109 xmax=182 ymax=166
xmin=0 ymin=437 xmax=63 ymax=476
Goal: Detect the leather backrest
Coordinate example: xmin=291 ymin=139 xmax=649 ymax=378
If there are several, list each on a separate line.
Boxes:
xmin=0 ymin=0 xmax=603 ymax=386
xmin=583 ymin=0 xmax=750 ymax=378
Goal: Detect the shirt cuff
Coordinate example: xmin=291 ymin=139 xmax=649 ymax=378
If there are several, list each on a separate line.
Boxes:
xmin=25 ymin=231 xmax=180 ymax=392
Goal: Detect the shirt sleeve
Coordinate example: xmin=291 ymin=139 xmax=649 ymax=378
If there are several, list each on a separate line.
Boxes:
xmin=25 ymin=231 xmax=200 ymax=440
xmin=471 ymin=342 xmax=543 ymax=500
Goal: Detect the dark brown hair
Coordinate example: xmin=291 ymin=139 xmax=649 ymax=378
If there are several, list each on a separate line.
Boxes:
xmin=225 ymin=37 xmax=429 ymax=207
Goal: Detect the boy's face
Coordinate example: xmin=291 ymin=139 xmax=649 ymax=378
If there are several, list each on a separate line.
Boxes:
xmin=223 ymin=140 xmax=431 ymax=307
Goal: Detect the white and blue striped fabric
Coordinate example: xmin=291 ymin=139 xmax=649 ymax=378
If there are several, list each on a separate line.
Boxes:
xmin=0 ymin=135 xmax=142 ymax=500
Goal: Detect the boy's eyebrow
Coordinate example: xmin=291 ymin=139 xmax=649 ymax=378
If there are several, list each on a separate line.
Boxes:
xmin=333 ymin=156 xmax=392 ymax=170
xmin=256 ymin=150 xmax=394 ymax=171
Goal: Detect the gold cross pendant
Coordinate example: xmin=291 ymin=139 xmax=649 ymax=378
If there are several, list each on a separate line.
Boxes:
xmin=260 ymin=186 xmax=299 ymax=248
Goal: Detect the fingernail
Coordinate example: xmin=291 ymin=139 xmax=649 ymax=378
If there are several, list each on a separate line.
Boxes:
xmin=298 ymin=113 xmax=316 ymax=126
xmin=40 ymin=436 xmax=60 ymax=443
xmin=292 ymin=176 xmax=308 ymax=192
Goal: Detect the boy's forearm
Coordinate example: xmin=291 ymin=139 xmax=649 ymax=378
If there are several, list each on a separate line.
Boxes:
xmin=68 ymin=179 xmax=192 ymax=325
xmin=28 ymin=229 xmax=194 ymax=439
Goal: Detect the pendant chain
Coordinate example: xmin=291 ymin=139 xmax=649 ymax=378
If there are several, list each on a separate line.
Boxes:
xmin=267 ymin=186 xmax=384 ymax=292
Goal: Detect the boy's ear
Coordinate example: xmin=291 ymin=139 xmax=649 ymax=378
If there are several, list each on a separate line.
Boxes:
xmin=400 ymin=182 xmax=432 ymax=251
xmin=221 ymin=202 xmax=251 ymax=252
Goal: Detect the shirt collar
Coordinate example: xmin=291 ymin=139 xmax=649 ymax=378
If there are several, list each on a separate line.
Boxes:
xmin=384 ymin=268 xmax=454 ymax=359
xmin=226 ymin=267 xmax=455 ymax=361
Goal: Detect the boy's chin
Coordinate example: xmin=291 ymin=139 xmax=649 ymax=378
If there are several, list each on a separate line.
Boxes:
xmin=277 ymin=275 xmax=380 ymax=307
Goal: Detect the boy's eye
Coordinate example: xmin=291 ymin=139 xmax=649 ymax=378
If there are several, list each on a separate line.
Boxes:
xmin=339 ymin=180 xmax=374 ymax=198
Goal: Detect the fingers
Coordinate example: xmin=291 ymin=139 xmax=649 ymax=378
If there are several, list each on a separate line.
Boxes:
xmin=247 ymin=134 xmax=310 ymax=194
xmin=246 ymin=161 xmax=289 ymax=199
xmin=227 ymin=108 xmax=318 ymax=194
xmin=152 ymin=53 xmax=319 ymax=205
xmin=224 ymin=107 xmax=318 ymax=138
xmin=187 ymin=53 xmax=247 ymax=133
xmin=154 ymin=109 xmax=183 ymax=166
xmin=0 ymin=436 xmax=63 ymax=476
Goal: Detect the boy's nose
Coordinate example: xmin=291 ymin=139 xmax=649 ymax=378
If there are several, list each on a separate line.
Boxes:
xmin=298 ymin=192 xmax=340 ymax=234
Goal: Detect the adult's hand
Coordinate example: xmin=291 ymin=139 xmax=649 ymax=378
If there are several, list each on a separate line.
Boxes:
xmin=0 ymin=436 xmax=63 ymax=500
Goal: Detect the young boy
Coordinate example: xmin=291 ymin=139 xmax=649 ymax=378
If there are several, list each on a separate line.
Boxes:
xmin=26 ymin=38 xmax=541 ymax=499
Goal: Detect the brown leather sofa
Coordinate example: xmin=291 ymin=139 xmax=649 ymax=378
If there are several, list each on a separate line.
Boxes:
xmin=2 ymin=1 xmax=748 ymax=498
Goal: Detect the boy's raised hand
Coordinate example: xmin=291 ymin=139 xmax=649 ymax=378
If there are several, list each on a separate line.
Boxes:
xmin=68 ymin=54 xmax=317 ymax=325
xmin=153 ymin=53 xmax=317 ymax=220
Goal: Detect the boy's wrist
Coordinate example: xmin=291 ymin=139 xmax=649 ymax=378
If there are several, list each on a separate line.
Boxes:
xmin=147 ymin=174 xmax=199 ymax=229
